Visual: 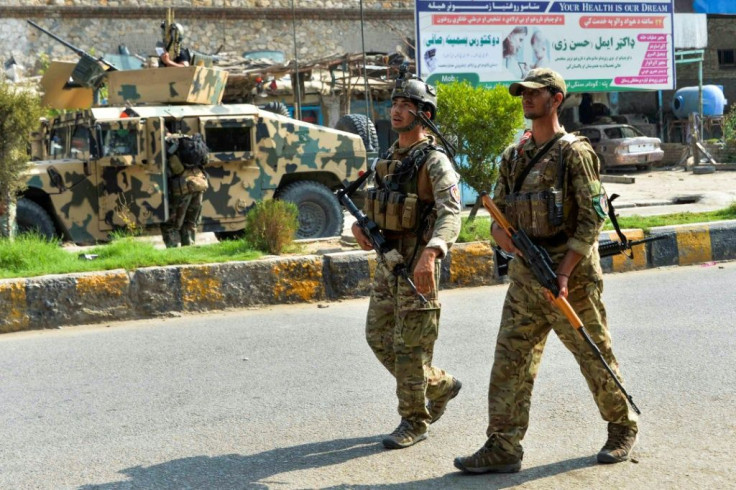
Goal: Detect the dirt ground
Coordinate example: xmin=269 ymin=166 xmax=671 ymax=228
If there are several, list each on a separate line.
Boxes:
xmin=602 ymin=166 xmax=736 ymax=216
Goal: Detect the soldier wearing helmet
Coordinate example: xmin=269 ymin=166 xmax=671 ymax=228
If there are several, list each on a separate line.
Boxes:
xmin=352 ymin=68 xmax=463 ymax=450
xmin=158 ymin=21 xmax=191 ymax=68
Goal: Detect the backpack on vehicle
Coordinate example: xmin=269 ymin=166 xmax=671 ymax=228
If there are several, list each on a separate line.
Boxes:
xmin=176 ymin=133 xmax=209 ymax=168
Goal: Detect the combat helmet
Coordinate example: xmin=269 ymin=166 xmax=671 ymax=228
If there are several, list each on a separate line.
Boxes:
xmin=160 ymin=21 xmax=185 ymax=40
xmin=391 ymin=65 xmax=437 ymax=120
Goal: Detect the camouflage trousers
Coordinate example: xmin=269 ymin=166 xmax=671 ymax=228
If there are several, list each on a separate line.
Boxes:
xmin=160 ymin=191 xmax=204 ymax=248
xmin=366 ymin=249 xmax=455 ymax=430
xmin=486 ymin=276 xmax=639 ymax=457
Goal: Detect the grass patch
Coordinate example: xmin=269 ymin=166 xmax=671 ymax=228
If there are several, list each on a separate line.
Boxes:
xmin=2 ymin=203 xmax=735 ymax=279
xmin=0 ymin=234 xmax=262 ymax=279
xmin=605 ymin=203 xmax=736 ymax=232
xmin=458 ymin=216 xmax=493 ymax=244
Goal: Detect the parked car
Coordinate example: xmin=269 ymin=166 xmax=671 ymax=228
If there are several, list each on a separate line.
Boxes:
xmin=576 ymin=124 xmax=664 ymax=172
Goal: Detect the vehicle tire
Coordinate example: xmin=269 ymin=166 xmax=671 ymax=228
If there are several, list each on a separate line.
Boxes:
xmin=597 ymin=154 xmax=610 ymax=174
xmin=16 ymin=198 xmax=57 ymax=240
xmin=636 ymin=164 xmax=651 ymax=171
xmin=262 ymin=101 xmax=290 ymax=117
xmin=215 ymin=230 xmax=246 ymax=241
xmin=278 ymin=181 xmax=344 ymax=239
xmin=335 ymin=114 xmax=379 ymax=152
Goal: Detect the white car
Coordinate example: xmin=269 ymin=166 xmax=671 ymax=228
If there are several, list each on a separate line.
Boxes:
xmin=577 ymin=124 xmax=664 ymax=172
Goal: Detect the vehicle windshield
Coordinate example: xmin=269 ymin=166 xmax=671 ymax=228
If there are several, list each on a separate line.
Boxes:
xmin=604 ymin=125 xmax=644 ymax=139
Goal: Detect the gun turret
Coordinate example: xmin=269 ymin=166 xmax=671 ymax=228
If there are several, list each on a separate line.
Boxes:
xmin=27 ymin=20 xmax=118 ymax=88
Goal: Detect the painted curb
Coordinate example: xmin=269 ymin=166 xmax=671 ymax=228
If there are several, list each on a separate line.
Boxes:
xmin=2 ymin=220 xmax=735 ymax=334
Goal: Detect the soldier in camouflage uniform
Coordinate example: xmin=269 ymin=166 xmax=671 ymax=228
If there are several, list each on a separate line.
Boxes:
xmin=352 ymin=73 xmax=463 ymax=450
xmin=160 ymin=133 xmax=209 ymax=248
xmin=454 ymin=68 xmax=638 ymax=473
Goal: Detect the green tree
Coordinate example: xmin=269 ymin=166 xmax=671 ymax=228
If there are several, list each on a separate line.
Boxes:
xmin=435 ymin=81 xmax=524 ymax=219
xmin=0 ymin=81 xmax=43 ymax=238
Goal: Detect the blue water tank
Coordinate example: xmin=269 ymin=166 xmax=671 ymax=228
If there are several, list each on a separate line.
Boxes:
xmin=671 ymin=85 xmax=727 ymax=119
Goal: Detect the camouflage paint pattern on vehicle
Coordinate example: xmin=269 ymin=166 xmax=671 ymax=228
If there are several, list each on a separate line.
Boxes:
xmin=21 ymin=68 xmax=367 ymax=244
xmin=107 ymin=66 xmax=228 ymax=106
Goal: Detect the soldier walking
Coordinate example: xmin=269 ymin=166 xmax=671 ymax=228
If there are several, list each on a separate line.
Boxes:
xmin=454 ymin=68 xmax=639 ymax=473
xmin=351 ymin=72 xmax=463 ymax=449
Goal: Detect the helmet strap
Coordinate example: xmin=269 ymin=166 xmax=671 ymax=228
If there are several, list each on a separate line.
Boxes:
xmin=394 ymin=116 xmax=420 ymax=133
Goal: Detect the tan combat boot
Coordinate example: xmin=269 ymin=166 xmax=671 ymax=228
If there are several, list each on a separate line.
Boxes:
xmin=597 ymin=422 xmax=638 ymax=463
xmin=454 ymin=435 xmax=523 ymax=474
xmin=428 ymin=377 xmax=462 ymax=424
xmin=382 ymin=419 xmax=428 ymax=449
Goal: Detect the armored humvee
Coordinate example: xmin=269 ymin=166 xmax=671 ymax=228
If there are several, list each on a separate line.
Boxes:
xmin=19 ymin=62 xmax=368 ymax=244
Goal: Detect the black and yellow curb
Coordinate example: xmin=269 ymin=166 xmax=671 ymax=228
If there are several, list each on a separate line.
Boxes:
xmin=2 ymin=220 xmax=735 ymax=334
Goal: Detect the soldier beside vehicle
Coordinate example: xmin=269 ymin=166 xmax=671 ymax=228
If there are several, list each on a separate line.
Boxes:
xmin=160 ymin=132 xmax=209 ymax=248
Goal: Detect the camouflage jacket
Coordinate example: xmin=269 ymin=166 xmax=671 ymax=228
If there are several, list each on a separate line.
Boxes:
xmin=493 ymin=129 xmax=606 ymax=277
xmin=387 ymin=136 xmax=462 ymax=258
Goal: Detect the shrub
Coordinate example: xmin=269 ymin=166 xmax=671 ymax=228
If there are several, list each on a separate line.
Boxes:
xmin=244 ymin=200 xmax=299 ymax=254
xmin=435 ymin=81 xmax=524 ymax=213
xmin=0 ymin=81 xmax=43 ymax=237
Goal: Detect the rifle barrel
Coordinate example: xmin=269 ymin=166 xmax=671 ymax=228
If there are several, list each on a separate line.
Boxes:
xmin=598 ymin=234 xmax=666 ymax=258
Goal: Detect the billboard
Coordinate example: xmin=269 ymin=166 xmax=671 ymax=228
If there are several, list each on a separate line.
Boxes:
xmin=416 ymin=1 xmax=675 ymax=92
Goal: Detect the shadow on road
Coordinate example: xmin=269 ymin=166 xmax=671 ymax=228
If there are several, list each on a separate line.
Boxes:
xmin=79 ymin=436 xmax=381 ymax=489
xmin=323 ymin=455 xmax=596 ymax=489
xmin=79 ymin=437 xmax=596 ymax=489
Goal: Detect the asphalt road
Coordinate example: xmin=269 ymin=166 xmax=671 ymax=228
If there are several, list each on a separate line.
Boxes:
xmin=1 ymin=263 xmax=735 ymax=489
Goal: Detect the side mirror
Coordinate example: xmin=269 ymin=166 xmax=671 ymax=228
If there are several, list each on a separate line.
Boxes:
xmin=47 ymin=166 xmax=66 ymax=192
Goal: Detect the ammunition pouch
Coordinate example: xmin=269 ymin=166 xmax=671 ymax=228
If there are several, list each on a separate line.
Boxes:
xmin=168 ymin=154 xmax=186 ymax=176
xmin=506 ymin=188 xmax=565 ymax=239
xmin=170 ymin=168 xmax=208 ymax=196
xmin=364 ymin=190 xmax=419 ymax=232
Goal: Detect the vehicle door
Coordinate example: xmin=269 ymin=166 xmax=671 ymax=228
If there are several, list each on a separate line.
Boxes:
xmin=198 ymin=116 xmax=261 ymax=224
xmin=94 ymin=117 xmax=168 ymax=231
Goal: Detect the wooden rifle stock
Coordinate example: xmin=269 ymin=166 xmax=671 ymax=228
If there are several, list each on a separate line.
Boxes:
xmin=480 ymin=192 xmax=641 ymax=415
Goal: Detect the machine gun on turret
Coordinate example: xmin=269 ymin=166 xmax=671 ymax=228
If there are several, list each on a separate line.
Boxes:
xmin=27 ymin=20 xmax=119 ymax=89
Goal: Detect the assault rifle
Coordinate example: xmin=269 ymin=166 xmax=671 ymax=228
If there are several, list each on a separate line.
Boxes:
xmin=481 ymin=192 xmax=641 ymax=415
xmin=495 ymin=222 xmax=667 ymax=277
xmin=337 ymin=168 xmax=428 ymax=305
xmin=598 ymin=235 xmax=666 ymax=259
xmin=27 ymin=20 xmax=118 ymax=88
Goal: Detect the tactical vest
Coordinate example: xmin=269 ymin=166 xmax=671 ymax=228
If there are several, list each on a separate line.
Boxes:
xmin=505 ymin=133 xmax=580 ymax=239
xmin=364 ymin=144 xmax=439 ymax=233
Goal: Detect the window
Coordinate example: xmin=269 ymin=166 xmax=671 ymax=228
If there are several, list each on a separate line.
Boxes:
xmin=100 ymin=127 xmax=138 ymax=156
xmin=70 ymin=126 xmax=92 ymax=160
xmin=49 ymin=127 xmax=70 ymax=159
xmin=718 ymin=49 xmax=736 ymax=69
xmin=580 ymin=128 xmax=601 ymax=143
xmin=205 ymin=126 xmax=252 ymax=153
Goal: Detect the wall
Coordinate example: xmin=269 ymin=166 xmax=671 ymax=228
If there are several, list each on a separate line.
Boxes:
xmin=0 ymin=1 xmax=414 ymax=76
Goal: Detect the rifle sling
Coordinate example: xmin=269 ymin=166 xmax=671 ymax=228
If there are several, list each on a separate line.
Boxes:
xmin=605 ymin=193 xmax=628 ymax=245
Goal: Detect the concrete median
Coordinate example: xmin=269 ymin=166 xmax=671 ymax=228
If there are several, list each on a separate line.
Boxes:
xmin=2 ymin=220 xmax=735 ymax=334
